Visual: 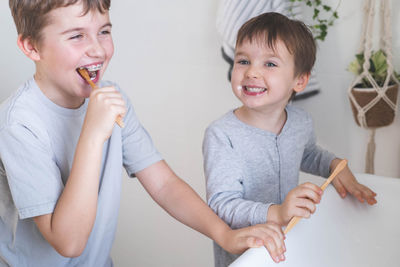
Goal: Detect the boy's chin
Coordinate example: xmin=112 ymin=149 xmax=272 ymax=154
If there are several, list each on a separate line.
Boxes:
xmin=80 ymin=85 xmax=94 ymax=98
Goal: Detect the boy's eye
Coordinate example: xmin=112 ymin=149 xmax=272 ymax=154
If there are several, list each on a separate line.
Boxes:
xmin=100 ymin=30 xmax=111 ymax=35
xmin=266 ymin=62 xmax=277 ymax=67
xmin=70 ymin=34 xmax=83 ymax=40
xmin=237 ymin=60 xmax=249 ymax=65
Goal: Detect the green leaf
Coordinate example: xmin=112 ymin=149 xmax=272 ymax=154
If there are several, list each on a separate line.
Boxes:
xmin=368 ymin=58 xmax=376 ymax=73
xmin=370 ymin=50 xmax=388 ymax=84
xmin=355 ymin=53 xmax=364 ymax=63
xmin=323 ymin=5 xmax=331 ymax=11
xmin=348 ymin=59 xmax=361 ymax=75
xmin=313 ymin=8 xmax=320 ymax=19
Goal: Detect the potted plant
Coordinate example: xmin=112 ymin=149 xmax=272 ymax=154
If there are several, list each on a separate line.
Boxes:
xmin=347 ymin=49 xmax=399 ymax=128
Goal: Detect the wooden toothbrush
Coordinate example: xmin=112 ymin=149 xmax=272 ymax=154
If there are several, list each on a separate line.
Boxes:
xmin=78 ymin=68 xmax=124 ymax=128
xmin=283 ymin=159 xmax=348 ymax=234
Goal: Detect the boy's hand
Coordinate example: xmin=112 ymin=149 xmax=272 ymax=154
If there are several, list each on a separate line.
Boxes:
xmin=268 ymin=183 xmax=322 ymax=226
xmin=222 ymin=223 xmax=286 ymax=263
xmin=330 ymin=159 xmax=377 ymax=205
xmin=82 ymin=86 xmax=126 ymax=143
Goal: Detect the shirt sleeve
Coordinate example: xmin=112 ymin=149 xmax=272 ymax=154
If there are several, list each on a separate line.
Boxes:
xmin=0 ymin=123 xmax=64 ymax=219
xmin=203 ymin=125 xmax=270 ymax=229
xmin=300 ymin=115 xmax=336 ymax=178
xmin=121 ymin=95 xmax=162 ymax=177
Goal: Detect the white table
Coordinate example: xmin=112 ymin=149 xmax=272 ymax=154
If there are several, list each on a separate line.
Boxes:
xmin=230 ymin=173 xmax=400 ymax=267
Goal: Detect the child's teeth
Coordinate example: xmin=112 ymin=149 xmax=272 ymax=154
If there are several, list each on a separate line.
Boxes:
xmin=85 ymin=63 xmax=102 ymax=72
xmin=246 ymin=87 xmax=266 ymax=92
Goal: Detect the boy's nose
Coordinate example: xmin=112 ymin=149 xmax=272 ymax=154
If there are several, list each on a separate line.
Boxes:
xmin=87 ymin=38 xmax=106 ymax=58
xmin=245 ymin=66 xmax=261 ymax=79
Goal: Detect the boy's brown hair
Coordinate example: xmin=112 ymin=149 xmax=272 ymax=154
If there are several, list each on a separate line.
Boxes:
xmin=236 ymin=12 xmax=316 ymax=77
xmin=9 ymin=0 xmax=111 ymax=45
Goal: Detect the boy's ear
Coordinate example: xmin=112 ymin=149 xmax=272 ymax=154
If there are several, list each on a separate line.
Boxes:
xmin=17 ymin=35 xmax=41 ymax=61
xmin=293 ymin=72 xmax=311 ymax=93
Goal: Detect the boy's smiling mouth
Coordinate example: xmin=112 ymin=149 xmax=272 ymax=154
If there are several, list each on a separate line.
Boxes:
xmin=77 ymin=63 xmax=103 ymax=81
xmin=243 ymin=86 xmax=267 ymax=95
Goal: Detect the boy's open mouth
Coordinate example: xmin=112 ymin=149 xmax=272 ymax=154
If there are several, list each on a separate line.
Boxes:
xmin=77 ymin=63 xmax=103 ymax=81
xmin=244 ymin=86 xmax=267 ymax=93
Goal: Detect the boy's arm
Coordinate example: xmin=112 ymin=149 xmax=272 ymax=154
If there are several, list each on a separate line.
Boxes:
xmin=203 ymin=127 xmax=273 ymax=229
xmin=33 ymin=132 xmax=103 ymax=257
xmin=299 ymin=114 xmax=376 ymax=204
xmin=34 ymin=87 xmax=126 ymax=257
xmin=330 ymin=158 xmax=377 ymax=205
xmin=136 ymin=160 xmax=286 ymax=262
xmin=300 ymin=114 xmax=336 ymax=178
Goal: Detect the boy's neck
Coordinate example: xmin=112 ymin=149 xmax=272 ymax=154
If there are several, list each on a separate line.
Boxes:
xmin=234 ymin=106 xmax=287 ymax=135
xmin=34 ymin=74 xmax=86 ymax=109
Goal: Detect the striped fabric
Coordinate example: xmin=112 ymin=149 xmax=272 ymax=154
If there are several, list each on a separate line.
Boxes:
xmin=216 ymin=0 xmax=320 ymax=100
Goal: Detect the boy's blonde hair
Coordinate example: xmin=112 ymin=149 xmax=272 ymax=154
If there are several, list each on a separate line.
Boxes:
xmin=236 ymin=12 xmax=316 ymax=78
xmin=9 ymin=0 xmax=111 ymax=45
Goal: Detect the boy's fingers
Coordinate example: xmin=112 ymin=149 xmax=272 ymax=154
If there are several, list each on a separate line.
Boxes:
xmin=110 ymin=105 xmax=127 ymax=117
xmin=359 ymin=185 xmax=377 ymax=205
xmin=349 ymin=188 xmax=364 ymax=203
xmin=265 ymin=223 xmax=285 ymax=241
xmin=248 ymin=224 xmax=286 ymax=262
xmin=333 ymin=179 xmax=347 ymax=198
xmin=262 ymin=226 xmax=285 ymax=253
xmin=246 ymin=236 xmax=263 ymax=248
xmin=264 ymin=237 xmax=285 ymax=263
xmin=364 ymin=193 xmax=377 ymax=205
xmin=97 ymin=86 xmax=117 ymax=92
xmin=301 ymin=182 xmax=323 ymax=194
xmin=293 ymin=206 xmax=311 ymax=218
xmin=296 ymin=198 xmax=316 ymax=214
xmin=295 ymin=188 xmax=321 ymax=204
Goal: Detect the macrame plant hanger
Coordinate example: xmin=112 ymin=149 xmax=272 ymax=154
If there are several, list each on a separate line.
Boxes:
xmin=348 ymin=0 xmax=399 ymax=174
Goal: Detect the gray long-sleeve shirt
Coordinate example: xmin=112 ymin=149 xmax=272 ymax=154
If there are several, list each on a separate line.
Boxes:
xmin=202 ymin=105 xmax=335 ymax=266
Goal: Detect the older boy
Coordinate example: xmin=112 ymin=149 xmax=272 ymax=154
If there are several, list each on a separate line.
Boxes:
xmin=203 ymin=12 xmax=377 ymax=267
xmin=0 ymin=1 xmax=286 ymax=266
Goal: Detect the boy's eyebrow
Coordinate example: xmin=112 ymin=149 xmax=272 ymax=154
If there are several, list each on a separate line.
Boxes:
xmin=235 ymin=50 xmax=281 ymax=59
xmin=60 ymin=23 xmax=113 ymax=35
xmin=234 ymin=51 xmax=246 ymax=57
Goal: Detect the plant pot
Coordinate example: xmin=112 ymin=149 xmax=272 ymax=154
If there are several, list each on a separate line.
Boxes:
xmin=349 ymin=83 xmax=398 ymax=128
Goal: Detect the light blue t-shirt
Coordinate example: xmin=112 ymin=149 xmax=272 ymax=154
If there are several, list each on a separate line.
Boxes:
xmin=0 ymin=78 xmax=162 ymax=267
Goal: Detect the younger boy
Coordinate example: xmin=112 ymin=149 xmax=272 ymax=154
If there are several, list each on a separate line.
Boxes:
xmin=203 ymin=12 xmax=377 ymax=267
xmin=0 ymin=1 xmax=286 ymax=266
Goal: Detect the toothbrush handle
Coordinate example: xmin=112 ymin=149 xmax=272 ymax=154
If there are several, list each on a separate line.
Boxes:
xmin=284 ymin=159 xmax=348 ymax=234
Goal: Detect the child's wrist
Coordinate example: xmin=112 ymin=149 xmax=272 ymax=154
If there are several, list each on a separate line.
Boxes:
xmin=267 ymin=204 xmax=284 ymax=226
xmin=79 ymin=130 xmax=105 ymax=149
xmin=216 ymin=228 xmax=235 ymax=253
xmin=330 ymin=158 xmax=342 ymax=173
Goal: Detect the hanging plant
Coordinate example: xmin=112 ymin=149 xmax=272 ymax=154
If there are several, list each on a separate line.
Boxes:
xmin=348 ymin=49 xmax=400 ymax=88
xmin=289 ymin=0 xmax=340 ymax=41
xmin=347 ymin=0 xmax=398 ymax=174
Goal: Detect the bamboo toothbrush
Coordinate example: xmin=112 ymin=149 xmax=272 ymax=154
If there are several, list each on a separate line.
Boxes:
xmin=283 ymin=159 xmax=348 ymax=234
xmin=78 ymin=68 xmax=124 ymax=128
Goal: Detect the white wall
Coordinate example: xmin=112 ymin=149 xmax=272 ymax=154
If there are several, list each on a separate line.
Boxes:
xmin=0 ymin=1 xmax=399 ymax=266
